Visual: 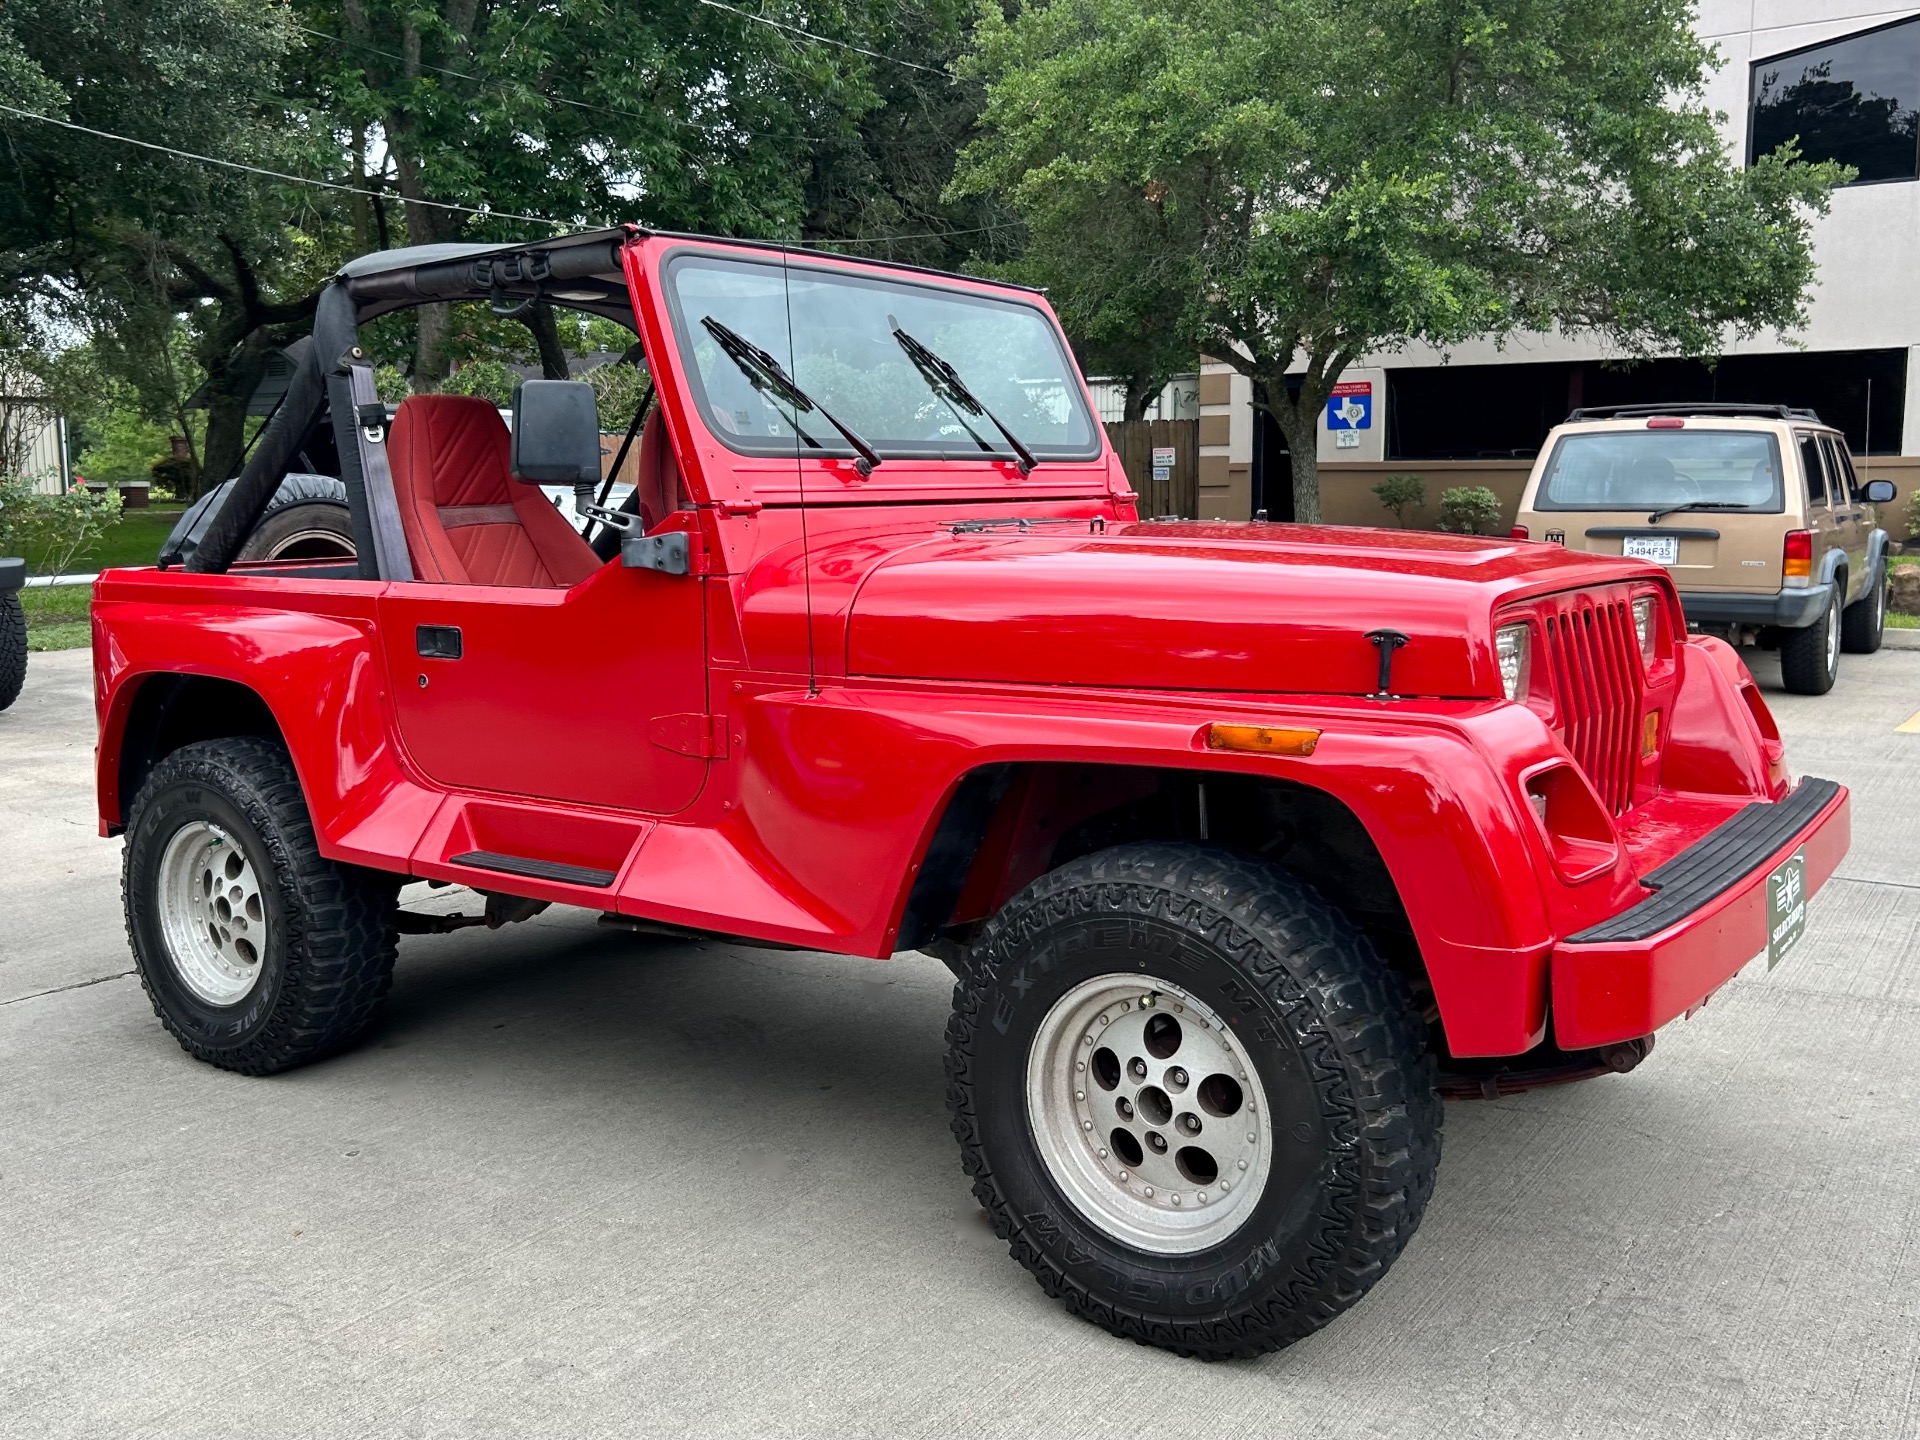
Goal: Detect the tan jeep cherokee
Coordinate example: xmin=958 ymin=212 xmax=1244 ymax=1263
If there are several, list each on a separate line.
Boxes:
xmin=1515 ymin=403 xmax=1898 ymax=695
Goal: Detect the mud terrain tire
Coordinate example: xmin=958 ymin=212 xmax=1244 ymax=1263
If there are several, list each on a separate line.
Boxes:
xmin=0 ymin=590 xmax=24 ymax=712
xmin=123 ymin=737 xmax=399 ymax=1074
xmin=946 ymin=842 xmax=1441 ymax=1359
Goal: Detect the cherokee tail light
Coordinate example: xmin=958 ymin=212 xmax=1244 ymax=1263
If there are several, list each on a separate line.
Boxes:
xmin=1510 ymin=525 xmax=1530 ymax=540
xmin=1783 ymin=529 xmax=1812 ymax=579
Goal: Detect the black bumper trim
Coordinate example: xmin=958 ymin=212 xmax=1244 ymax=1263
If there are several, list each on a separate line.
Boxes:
xmin=1679 ymin=585 xmax=1830 ymax=628
xmin=1567 ymin=777 xmax=1840 ymax=944
xmin=449 ymin=850 xmax=617 ymax=889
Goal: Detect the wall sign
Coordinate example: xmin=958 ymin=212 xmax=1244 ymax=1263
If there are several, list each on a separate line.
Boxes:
xmin=1326 ymin=380 xmax=1373 ymax=430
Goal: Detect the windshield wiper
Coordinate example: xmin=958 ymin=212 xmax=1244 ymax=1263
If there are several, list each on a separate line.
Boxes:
xmin=700 ymin=316 xmax=881 ymax=475
xmin=1644 ymin=500 xmax=1752 ymax=524
xmin=889 ymin=318 xmax=1037 ymax=476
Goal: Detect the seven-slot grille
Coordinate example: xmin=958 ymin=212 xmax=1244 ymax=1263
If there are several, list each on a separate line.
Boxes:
xmin=1536 ymin=589 xmax=1645 ymax=815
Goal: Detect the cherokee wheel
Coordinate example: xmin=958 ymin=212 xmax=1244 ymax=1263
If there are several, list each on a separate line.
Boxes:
xmin=124 ymin=737 xmax=399 ymax=1074
xmin=947 ymin=842 xmax=1442 ymax=1359
xmin=1779 ymin=589 xmax=1841 ymax=695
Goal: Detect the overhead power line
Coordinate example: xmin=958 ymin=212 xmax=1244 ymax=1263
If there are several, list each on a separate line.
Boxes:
xmin=0 ymin=102 xmax=566 ymax=227
xmin=693 ymin=0 xmax=953 ymax=78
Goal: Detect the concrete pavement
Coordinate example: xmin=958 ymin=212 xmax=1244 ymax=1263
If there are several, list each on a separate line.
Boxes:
xmin=4 ymin=644 xmax=1920 ymax=1439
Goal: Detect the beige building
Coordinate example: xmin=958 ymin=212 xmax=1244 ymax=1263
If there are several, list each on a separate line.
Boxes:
xmin=1200 ymin=3 xmax=1920 ymax=529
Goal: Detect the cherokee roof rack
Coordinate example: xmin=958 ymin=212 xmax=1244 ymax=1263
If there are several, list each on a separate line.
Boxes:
xmin=1565 ymin=402 xmax=1825 ymax=424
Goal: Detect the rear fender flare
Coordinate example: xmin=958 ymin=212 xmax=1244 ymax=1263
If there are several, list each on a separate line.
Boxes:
xmin=94 ymin=603 xmax=438 ymax=868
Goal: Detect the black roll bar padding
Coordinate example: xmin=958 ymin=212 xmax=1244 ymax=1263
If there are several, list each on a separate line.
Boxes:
xmin=342 ymin=238 xmax=623 ymax=309
xmin=184 ymin=282 xmax=361 ymax=573
xmin=322 ymin=355 xmax=384 ymax=582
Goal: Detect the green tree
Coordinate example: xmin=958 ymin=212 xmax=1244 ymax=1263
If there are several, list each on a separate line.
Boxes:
xmin=956 ymin=0 xmax=1845 ymax=522
xmin=293 ymin=0 xmax=885 ymax=385
xmin=0 ymin=0 xmax=324 ymax=495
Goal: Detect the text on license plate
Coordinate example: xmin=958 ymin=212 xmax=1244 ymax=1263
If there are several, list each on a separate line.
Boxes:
xmin=1623 ymin=536 xmax=1679 ymax=565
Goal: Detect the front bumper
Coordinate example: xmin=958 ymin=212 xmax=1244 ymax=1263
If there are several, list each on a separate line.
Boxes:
xmin=1679 ymin=584 xmax=1831 ymax=629
xmin=1550 ymin=776 xmax=1849 ymax=1049
xmin=0 ymin=557 xmax=24 ymax=593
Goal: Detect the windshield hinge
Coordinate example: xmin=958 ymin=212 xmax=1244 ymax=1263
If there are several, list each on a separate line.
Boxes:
xmin=648 ymin=712 xmax=730 ymax=759
xmin=713 ymin=498 xmax=763 ymax=518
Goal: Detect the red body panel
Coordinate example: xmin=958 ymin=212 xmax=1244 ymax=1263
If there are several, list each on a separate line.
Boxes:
xmin=91 ymin=233 xmax=1849 ymax=1060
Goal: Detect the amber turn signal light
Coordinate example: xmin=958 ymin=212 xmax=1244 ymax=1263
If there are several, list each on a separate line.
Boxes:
xmin=1783 ymin=529 xmax=1812 ymax=579
xmin=1204 ymin=723 xmax=1321 ymax=756
xmin=1641 ymin=710 xmax=1660 ymax=758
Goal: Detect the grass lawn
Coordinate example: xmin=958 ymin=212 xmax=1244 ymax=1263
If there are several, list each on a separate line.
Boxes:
xmin=13 ymin=502 xmax=186 ymax=575
xmin=19 ymin=583 xmax=91 ymax=651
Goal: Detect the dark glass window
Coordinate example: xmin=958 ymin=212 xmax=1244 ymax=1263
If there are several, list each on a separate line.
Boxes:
xmin=1798 ymin=433 xmax=1829 ymax=503
xmin=1385 ymin=349 xmax=1906 ymax=461
xmin=1750 ymin=19 xmax=1920 ymax=184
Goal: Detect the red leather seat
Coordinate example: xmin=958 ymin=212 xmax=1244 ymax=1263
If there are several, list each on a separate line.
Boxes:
xmin=632 ymin=406 xmax=688 ymax=530
xmin=389 ymin=394 xmax=600 ymax=588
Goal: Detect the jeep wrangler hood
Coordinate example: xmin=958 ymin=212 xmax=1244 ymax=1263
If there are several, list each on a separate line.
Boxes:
xmin=846 ymin=521 xmax=1647 ymax=697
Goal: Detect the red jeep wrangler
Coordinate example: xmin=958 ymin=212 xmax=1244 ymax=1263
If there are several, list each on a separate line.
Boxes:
xmin=92 ymin=228 xmax=1848 ymax=1359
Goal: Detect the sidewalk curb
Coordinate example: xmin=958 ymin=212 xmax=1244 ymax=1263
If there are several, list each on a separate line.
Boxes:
xmin=1883 ymin=626 xmax=1920 ymax=650
xmin=22 ymin=574 xmax=98 ymax=588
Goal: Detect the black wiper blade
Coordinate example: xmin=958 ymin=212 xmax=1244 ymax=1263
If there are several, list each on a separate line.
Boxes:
xmin=700 ymin=315 xmax=881 ymax=475
xmin=1645 ymin=501 xmax=1750 ymax=523
xmin=890 ymin=319 xmax=1037 ymax=476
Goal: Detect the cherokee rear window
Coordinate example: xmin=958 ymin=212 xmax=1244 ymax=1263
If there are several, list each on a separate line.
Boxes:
xmin=662 ymin=251 xmax=1100 ymax=463
xmin=1533 ymin=430 xmax=1785 ymax=512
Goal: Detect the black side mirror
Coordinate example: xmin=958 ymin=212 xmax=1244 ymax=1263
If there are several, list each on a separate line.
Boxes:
xmin=511 ymin=378 xmax=600 ymax=494
xmin=1862 ymin=478 xmax=1897 ymax=504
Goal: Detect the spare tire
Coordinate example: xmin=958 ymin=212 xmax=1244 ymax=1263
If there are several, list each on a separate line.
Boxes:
xmin=233 ymin=474 xmax=355 ymax=562
xmin=161 ymin=474 xmax=356 ymax=568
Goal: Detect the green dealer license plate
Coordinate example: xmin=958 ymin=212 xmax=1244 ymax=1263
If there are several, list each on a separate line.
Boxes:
xmin=1765 ymin=849 xmax=1808 ymax=970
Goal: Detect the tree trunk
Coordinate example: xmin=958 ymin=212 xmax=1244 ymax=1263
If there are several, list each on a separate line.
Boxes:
xmin=196 ymin=329 xmax=272 ymax=496
xmin=1123 ymin=374 xmax=1155 ymax=422
xmin=520 ymin=305 xmax=572 ymax=381
xmin=1257 ymin=366 xmax=1342 ymax=526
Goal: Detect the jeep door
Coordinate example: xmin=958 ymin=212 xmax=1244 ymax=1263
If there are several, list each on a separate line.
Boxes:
xmin=1821 ymin=434 xmax=1870 ymax=598
xmin=377 ymin=561 xmax=710 ymax=816
xmin=1795 ymin=431 xmax=1853 ymax=603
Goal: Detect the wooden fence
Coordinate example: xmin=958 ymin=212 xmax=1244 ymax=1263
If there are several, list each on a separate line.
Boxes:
xmin=1104 ymin=419 xmax=1199 ymax=519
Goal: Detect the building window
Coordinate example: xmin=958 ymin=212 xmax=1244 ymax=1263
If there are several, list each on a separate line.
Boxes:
xmin=1749 ymin=18 xmax=1920 ymax=185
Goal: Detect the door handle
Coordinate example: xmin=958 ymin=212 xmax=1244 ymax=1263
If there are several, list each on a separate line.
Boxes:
xmin=416 ymin=624 xmax=463 ymax=659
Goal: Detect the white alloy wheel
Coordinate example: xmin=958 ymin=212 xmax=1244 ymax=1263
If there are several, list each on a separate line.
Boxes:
xmin=156 ymin=820 xmax=269 ymax=1006
xmin=1025 ymin=973 xmax=1272 ymax=1254
xmin=1825 ymin=596 xmax=1840 ymax=675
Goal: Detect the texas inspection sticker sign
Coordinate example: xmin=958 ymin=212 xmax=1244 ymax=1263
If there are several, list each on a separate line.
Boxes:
xmin=1765 ymin=848 xmax=1807 ymax=970
xmin=1326 ymin=380 xmax=1372 ymax=430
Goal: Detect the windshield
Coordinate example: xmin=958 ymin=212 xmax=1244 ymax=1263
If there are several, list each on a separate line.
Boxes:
xmin=662 ymin=252 xmax=1100 ymax=463
xmin=1534 ymin=429 xmax=1785 ymax=512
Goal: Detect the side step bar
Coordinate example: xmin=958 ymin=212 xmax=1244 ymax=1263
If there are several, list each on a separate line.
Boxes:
xmin=448 ymin=850 xmax=618 ymax=889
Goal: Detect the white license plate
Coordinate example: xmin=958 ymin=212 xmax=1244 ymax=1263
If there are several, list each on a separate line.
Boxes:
xmin=1623 ymin=535 xmax=1679 ymax=565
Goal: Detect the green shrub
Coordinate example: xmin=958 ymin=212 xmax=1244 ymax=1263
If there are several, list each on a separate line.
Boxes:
xmin=1436 ymin=485 xmax=1503 ymax=535
xmin=148 ymin=454 xmax=196 ymax=501
xmin=1371 ymin=474 xmax=1426 ymax=527
xmin=0 ymin=475 xmax=122 ymax=574
xmin=1905 ymin=488 xmax=1920 ymax=541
